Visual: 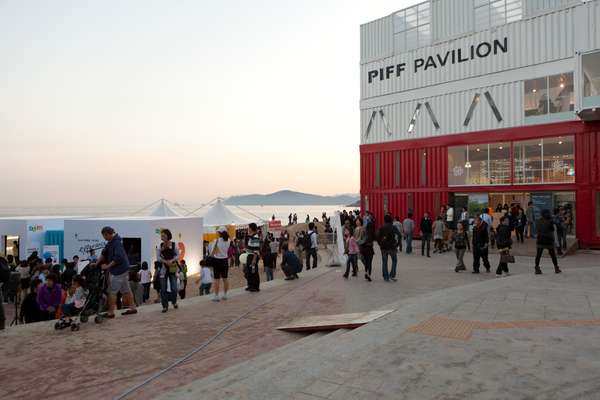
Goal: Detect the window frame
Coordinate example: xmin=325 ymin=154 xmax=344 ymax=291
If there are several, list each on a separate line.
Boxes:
xmin=474 ymin=0 xmax=523 ymax=32
xmin=393 ymin=1 xmax=431 ymax=52
xmin=524 ymin=72 xmax=575 ymax=119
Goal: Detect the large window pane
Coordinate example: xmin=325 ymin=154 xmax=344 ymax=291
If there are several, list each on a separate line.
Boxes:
xmin=468 ymin=144 xmax=490 ymax=185
xmin=489 ymin=142 xmax=511 ymax=184
xmin=524 ymin=77 xmax=548 ymax=117
xmin=448 ymin=145 xmax=468 ymax=186
xmin=543 ymin=136 xmax=575 ymax=183
xmin=583 ymin=51 xmax=600 ymax=98
xmin=514 ymin=139 xmax=543 ymax=184
xmin=549 ymin=73 xmax=574 ymax=113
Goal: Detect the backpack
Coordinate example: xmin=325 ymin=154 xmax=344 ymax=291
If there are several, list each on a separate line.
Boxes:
xmin=0 ymin=258 xmax=10 ymax=285
xmin=304 ymin=232 xmax=314 ymax=250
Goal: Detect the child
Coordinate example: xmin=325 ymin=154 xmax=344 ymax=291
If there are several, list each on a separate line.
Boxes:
xmin=433 ymin=216 xmax=445 ymax=253
xmin=343 ymin=228 xmax=359 ymax=279
xmin=139 ymin=262 xmax=152 ymax=303
xmin=152 ymin=261 xmax=161 ymax=304
xmin=61 ymin=275 xmax=88 ymax=323
xmin=197 ymin=260 xmax=213 ymax=296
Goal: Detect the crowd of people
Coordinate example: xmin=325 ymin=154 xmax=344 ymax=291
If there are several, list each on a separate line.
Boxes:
xmin=338 ymin=202 xmax=572 ymax=284
xmin=0 ymin=204 xmax=574 ymax=330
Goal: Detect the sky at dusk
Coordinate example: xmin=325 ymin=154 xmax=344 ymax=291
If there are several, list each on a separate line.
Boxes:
xmin=0 ymin=0 xmax=421 ymax=207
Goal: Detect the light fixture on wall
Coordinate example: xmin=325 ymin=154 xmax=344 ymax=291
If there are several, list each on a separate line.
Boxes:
xmin=465 ymin=161 xmax=472 ymax=169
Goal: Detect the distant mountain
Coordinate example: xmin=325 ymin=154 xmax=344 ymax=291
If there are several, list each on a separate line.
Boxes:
xmin=224 ymin=190 xmax=359 ymax=206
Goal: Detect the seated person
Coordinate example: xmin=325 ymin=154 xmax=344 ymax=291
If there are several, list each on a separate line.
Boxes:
xmin=281 ymin=243 xmax=302 ymax=280
xmin=62 ymin=275 xmax=88 ymax=320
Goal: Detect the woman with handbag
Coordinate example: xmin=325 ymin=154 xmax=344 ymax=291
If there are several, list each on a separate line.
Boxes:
xmin=495 ymin=216 xmax=513 ymax=277
xmin=157 ymin=229 xmax=179 ymax=313
xmin=209 ymin=228 xmax=231 ymax=302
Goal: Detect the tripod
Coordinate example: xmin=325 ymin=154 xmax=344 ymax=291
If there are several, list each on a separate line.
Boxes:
xmin=10 ymin=290 xmax=21 ymax=327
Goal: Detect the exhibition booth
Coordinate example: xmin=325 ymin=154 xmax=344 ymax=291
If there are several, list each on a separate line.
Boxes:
xmin=64 ymin=216 xmax=204 ymax=275
xmin=0 ymin=216 xmax=79 ymax=263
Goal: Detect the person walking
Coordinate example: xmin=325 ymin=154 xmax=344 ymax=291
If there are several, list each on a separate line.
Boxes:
xmin=495 ymin=216 xmax=513 ymax=277
xmin=393 ymin=216 xmax=404 ymax=253
xmin=525 ymin=201 xmax=535 ymax=238
xmin=446 ymin=204 xmax=455 ymax=231
xmin=432 ymin=216 xmax=445 ymax=253
xmin=305 ymin=222 xmax=318 ymax=270
xmin=420 ymin=212 xmax=433 ymax=258
xmin=451 ymin=222 xmax=470 ymax=272
xmin=178 ymin=259 xmax=188 ymax=300
xmin=343 ymin=227 xmax=359 ymax=279
xmin=403 ymin=213 xmax=415 ymax=254
xmin=459 ymin=207 xmax=470 ymax=230
xmin=92 ymin=227 xmax=137 ymax=317
xmin=377 ymin=214 xmax=400 ymax=282
xmin=157 ymin=228 xmax=180 ymax=312
xmin=139 ymin=261 xmax=152 ymax=303
xmin=209 ymin=228 xmax=231 ymax=301
xmin=244 ymin=223 xmax=261 ymax=292
xmin=515 ymin=208 xmax=526 ymax=244
xmin=472 ymin=216 xmax=492 ymax=274
xmin=535 ymin=209 xmax=562 ymax=274
xmin=554 ymin=208 xmax=567 ymax=254
xmin=357 ymin=217 xmax=374 ymax=282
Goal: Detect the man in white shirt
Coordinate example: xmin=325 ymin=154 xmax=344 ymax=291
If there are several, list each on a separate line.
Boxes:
xmin=446 ymin=204 xmax=455 ymax=230
xmin=306 ymin=222 xmax=318 ymax=270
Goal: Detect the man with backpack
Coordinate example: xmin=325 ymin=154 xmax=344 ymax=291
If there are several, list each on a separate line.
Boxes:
xmin=377 ymin=214 xmax=401 ymax=282
xmin=305 ymin=222 xmax=318 ymax=270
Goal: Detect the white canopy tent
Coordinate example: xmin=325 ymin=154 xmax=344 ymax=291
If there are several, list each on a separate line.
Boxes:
xmin=196 ymin=199 xmax=252 ymax=227
xmin=149 ymin=199 xmax=182 ymax=217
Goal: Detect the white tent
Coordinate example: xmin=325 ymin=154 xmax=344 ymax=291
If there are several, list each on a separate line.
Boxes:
xmin=149 ymin=199 xmax=182 ymax=217
xmin=198 ymin=199 xmax=252 ymax=227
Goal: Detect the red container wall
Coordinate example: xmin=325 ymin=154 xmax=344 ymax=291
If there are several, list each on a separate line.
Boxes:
xmin=360 ymin=121 xmax=600 ymax=247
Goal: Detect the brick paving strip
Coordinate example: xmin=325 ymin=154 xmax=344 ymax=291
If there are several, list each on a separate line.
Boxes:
xmin=407 ymin=316 xmax=600 ymax=340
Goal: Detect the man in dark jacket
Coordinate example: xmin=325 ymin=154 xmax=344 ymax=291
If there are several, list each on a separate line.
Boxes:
xmin=281 ymin=244 xmax=302 ymax=280
xmin=535 ymin=209 xmax=561 ymax=274
xmin=377 ymin=214 xmax=401 ymax=282
xmin=472 ymin=216 xmax=491 ymax=274
xmin=420 ymin=212 xmax=433 ymax=258
xmin=495 ymin=216 xmax=513 ymax=277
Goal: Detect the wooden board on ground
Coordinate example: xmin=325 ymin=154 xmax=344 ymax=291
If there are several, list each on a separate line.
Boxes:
xmin=277 ymin=310 xmax=394 ymax=332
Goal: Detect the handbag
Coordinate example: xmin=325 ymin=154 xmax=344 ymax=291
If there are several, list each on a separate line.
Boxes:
xmin=500 ymin=253 xmax=515 ymax=264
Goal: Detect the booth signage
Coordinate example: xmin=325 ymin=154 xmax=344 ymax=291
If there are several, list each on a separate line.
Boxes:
xmin=367 ymin=37 xmax=508 ymax=84
xmin=28 ymin=224 xmax=44 ymax=232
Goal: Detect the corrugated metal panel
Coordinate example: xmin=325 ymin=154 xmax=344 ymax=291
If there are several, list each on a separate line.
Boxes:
xmin=361 ymin=8 xmax=576 ymax=100
xmin=524 ymin=0 xmax=579 ymax=16
xmin=431 ymin=0 xmax=474 ymax=43
xmin=360 ymin=15 xmax=394 ymax=62
xmin=581 ymin=0 xmax=600 ymax=51
xmin=361 ymin=81 xmax=530 ymax=144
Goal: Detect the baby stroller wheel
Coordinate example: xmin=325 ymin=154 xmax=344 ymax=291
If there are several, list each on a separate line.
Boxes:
xmin=80 ymin=314 xmax=88 ymax=323
xmin=54 ymin=322 xmax=61 ymax=330
xmin=94 ymin=316 xmax=103 ymax=324
xmin=71 ymin=324 xmax=80 ymax=331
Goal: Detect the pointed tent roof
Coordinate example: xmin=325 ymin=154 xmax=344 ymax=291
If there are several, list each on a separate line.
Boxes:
xmin=149 ymin=199 xmax=182 ymax=217
xmin=198 ymin=199 xmax=251 ymax=227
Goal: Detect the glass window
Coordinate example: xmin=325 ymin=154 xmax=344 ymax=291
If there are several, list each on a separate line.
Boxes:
xmin=524 ymin=77 xmax=548 ymax=117
xmin=549 ymin=73 xmax=574 ymax=113
xmin=543 ymin=136 xmax=575 ymax=183
xmin=514 ymin=139 xmax=543 ymax=184
xmin=394 ymin=2 xmax=431 ymax=51
xmin=468 ymin=144 xmax=489 ymax=185
xmin=489 ymin=142 xmax=511 ymax=185
xmin=583 ymin=51 xmax=600 ymax=98
xmin=475 ymin=0 xmax=522 ymax=32
xmin=448 ymin=145 xmax=468 ymax=186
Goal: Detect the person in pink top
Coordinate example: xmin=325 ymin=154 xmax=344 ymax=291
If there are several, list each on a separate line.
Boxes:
xmin=343 ymin=227 xmax=359 ymax=279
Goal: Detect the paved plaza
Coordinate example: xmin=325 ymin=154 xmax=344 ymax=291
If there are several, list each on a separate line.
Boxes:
xmin=2 ymin=247 xmax=600 ymax=400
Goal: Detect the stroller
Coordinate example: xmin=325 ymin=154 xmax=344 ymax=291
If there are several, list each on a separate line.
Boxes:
xmin=54 ymin=264 xmax=109 ymax=332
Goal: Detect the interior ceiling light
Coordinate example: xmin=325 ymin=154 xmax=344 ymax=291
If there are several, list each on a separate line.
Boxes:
xmin=532 ymin=89 xmax=537 ymax=93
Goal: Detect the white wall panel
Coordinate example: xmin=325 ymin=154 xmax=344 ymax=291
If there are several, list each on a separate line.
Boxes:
xmin=361 ymin=8 xmax=576 ymax=100
xmin=361 ymin=82 xmax=535 ymax=145
xmin=360 ymin=15 xmax=394 ymax=62
xmin=431 ymin=0 xmax=474 ymax=43
xmin=524 ymin=0 xmax=579 ymax=16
